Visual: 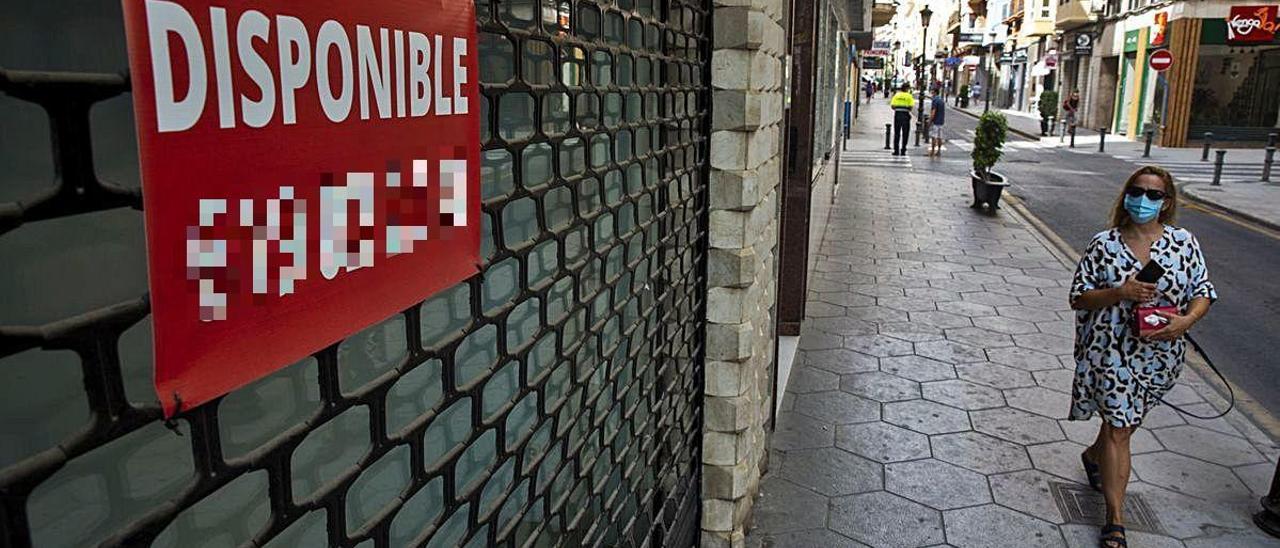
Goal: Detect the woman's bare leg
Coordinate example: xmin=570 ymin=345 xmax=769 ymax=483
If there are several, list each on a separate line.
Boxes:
xmin=1097 ymin=423 xmax=1135 ymax=526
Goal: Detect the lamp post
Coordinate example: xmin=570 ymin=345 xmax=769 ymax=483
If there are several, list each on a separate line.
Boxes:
xmin=984 ymin=29 xmax=995 ymax=113
xmin=916 ymin=6 xmax=932 ymax=147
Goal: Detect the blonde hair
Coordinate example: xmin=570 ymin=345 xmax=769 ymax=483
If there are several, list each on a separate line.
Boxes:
xmin=1110 ymin=165 xmax=1177 ymax=228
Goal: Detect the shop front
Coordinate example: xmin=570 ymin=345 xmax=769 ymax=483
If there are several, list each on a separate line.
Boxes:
xmin=1188 ymin=6 xmax=1280 ymax=142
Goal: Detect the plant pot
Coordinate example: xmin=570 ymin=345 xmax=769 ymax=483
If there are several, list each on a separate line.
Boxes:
xmin=970 ymin=170 xmax=1009 ymax=211
xmin=961 ymin=96 xmax=970 ymax=108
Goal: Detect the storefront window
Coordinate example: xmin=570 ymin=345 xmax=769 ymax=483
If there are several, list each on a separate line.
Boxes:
xmin=1190 ymin=45 xmax=1280 ymax=130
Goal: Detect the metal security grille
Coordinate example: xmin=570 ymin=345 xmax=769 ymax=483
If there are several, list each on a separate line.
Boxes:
xmin=0 ymin=0 xmax=710 ymax=546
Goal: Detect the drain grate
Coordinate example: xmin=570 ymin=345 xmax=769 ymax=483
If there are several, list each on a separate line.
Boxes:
xmin=1050 ymin=481 xmax=1166 ymax=535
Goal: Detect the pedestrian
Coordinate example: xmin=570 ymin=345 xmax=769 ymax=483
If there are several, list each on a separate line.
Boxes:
xmin=890 ymin=84 xmax=915 ymax=156
xmin=1063 ymin=89 xmax=1080 ymax=132
xmin=970 ymin=82 xmax=981 ymax=105
xmin=865 ymin=79 xmax=875 ymax=104
xmin=1068 ymin=166 xmax=1216 ymax=548
xmin=928 ymin=86 xmax=945 ymax=157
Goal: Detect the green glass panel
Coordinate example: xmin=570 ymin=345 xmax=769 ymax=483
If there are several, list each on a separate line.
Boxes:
xmin=338 ymin=313 xmax=408 ymax=395
xmin=291 ymin=406 xmax=370 ymax=502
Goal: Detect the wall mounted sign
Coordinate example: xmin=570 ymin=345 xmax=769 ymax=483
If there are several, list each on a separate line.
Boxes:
xmin=122 ymin=0 xmax=482 ymax=416
xmin=1227 ymin=5 xmax=1279 ymax=43
xmin=1074 ymin=33 xmax=1093 ymax=55
xmin=1148 ymin=48 xmax=1173 ymax=71
xmin=1150 ymin=12 xmax=1169 ymax=47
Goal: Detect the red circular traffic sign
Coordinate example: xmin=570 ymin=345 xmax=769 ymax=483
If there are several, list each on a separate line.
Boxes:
xmin=1149 ymin=49 xmax=1174 ymax=72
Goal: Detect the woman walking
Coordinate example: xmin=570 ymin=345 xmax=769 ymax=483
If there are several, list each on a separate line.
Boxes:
xmin=1068 ymin=166 xmax=1217 ymax=547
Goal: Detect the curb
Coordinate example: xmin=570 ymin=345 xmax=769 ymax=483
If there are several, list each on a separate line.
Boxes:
xmin=1003 ymin=191 xmax=1280 ymax=445
xmin=952 ymin=106 xmax=1044 ymax=141
xmin=1181 ymin=183 xmax=1280 ymax=235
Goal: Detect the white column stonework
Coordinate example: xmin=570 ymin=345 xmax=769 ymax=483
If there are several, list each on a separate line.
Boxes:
xmin=703 ymin=0 xmax=786 ymax=546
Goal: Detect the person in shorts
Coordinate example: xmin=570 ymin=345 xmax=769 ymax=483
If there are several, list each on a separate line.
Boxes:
xmin=928 ymin=86 xmax=946 ymax=157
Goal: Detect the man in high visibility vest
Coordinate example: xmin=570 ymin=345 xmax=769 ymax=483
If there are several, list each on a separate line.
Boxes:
xmin=890 ymin=85 xmax=916 ymax=156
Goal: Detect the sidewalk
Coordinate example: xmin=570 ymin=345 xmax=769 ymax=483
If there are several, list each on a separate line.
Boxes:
xmin=745 ymin=103 xmax=1280 ymax=547
xmin=957 ymin=104 xmax=1045 ymax=140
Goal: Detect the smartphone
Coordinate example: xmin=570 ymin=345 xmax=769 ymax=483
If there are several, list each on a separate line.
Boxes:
xmin=1135 ymin=260 xmax=1166 ymax=283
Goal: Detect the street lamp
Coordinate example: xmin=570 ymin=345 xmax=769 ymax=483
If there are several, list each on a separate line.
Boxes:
xmin=984 ymin=29 xmax=996 ymax=113
xmin=916 ymin=6 xmax=932 ymax=147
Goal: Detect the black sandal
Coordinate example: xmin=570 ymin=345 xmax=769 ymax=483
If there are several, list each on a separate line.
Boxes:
xmin=1100 ymin=524 xmax=1127 ymax=547
xmin=1081 ymin=450 xmax=1103 ymax=491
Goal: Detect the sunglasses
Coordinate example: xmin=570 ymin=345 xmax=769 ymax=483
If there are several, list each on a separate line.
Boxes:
xmin=1125 ymin=187 xmax=1168 ymax=201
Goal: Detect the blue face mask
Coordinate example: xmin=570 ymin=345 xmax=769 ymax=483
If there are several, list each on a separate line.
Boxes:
xmin=1124 ymin=194 xmax=1164 ymax=224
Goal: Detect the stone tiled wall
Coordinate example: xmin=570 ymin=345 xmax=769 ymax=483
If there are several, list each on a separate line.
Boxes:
xmin=703 ymin=0 xmax=787 ymax=546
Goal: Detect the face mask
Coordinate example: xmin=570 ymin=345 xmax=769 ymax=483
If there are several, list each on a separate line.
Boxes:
xmin=1124 ymin=194 xmax=1163 ymax=224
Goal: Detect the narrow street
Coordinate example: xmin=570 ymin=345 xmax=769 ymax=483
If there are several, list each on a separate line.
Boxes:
xmin=897 ymin=103 xmax=1280 ymax=417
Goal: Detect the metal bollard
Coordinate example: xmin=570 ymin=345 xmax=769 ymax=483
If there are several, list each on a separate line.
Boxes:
xmin=885 ymin=123 xmax=892 ymax=150
xmin=1099 ymin=127 xmax=1108 ymax=153
xmin=1143 ymin=129 xmax=1154 ymax=158
xmin=1254 ymin=460 xmax=1280 ymax=537
xmin=1070 ymin=125 xmax=1076 ymax=148
xmin=1264 ymin=146 xmax=1275 ymax=183
xmin=1202 ymin=132 xmax=1214 ymax=161
xmin=1212 ymin=150 xmax=1226 ymax=186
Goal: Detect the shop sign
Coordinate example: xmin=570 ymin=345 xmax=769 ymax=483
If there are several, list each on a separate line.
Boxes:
xmin=1227 ymin=5 xmax=1279 ymax=43
xmin=1124 ymin=29 xmax=1141 ymax=53
xmin=122 ymin=0 xmax=482 ymax=416
xmin=1150 ymin=12 xmax=1169 ymax=47
xmin=998 ymin=52 xmax=1013 ymax=64
xmin=1074 ymin=33 xmax=1094 ymax=55
xmin=1045 ymin=50 xmax=1058 ymax=68
xmin=959 ymin=32 xmax=984 ymax=43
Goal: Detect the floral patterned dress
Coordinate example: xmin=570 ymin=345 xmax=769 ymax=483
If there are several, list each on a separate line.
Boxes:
xmin=1068 ymin=225 xmax=1217 ymax=427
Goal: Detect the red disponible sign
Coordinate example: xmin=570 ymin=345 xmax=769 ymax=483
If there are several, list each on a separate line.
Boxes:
xmin=122 ymin=0 xmax=481 ymax=416
xmin=1227 ymin=5 xmax=1279 ymax=43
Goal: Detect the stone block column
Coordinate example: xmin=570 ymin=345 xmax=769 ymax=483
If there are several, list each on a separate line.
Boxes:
xmin=702 ymin=0 xmax=786 ymax=546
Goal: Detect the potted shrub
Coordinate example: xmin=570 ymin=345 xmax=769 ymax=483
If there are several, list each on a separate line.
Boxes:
xmin=958 ymin=84 xmax=970 ymax=108
xmin=970 ymin=111 xmax=1009 ymax=211
xmin=1038 ymin=90 xmax=1058 ymax=136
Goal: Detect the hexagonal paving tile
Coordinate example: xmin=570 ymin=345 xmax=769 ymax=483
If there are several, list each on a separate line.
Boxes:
xmin=819 ymin=292 xmax=877 ymax=308
xmin=881 ymin=355 xmax=957 ymax=382
xmin=1031 ymin=369 xmax=1075 ymax=394
xmin=878 ymin=321 xmax=946 ymax=342
xmin=798 ymin=330 xmax=845 ymax=351
xmin=984 ymin=283 xmax=1045 ymax=298
xmin=932 ymin=431 xmax=1032 ymax=474
xmin=777 ymin=447 xmax=884 ymax=496
xmin=1020 ymin=295 xmax=1071 ymax=312
xmin=836 ymin=422 xmax=931 ymax=463
xmin=830 ymin=491 xmax=945 ymax=547
xmin=961 ymin=292 xmax=1023 ymax=307
xmin=908 ymin=310 xmax=974 ymax=329
xmin=805 ymin=349 xmax=880 ymax=375
xmin=995 ymin=304 xmax=1060 ymax=323
xmin=921 ymin=379 xmax=1006 ymax=410
xmin=845 ymin=306 xmax=910 ymax=324
xmin=746 ymin=528 xmax=869 ymax=548
xmin=973 ymin=315 xmax=1040 ymax=335
xmin=945 ymin=326 xmax=1016 ymax=348
xmin=1012 ymin=333 xmax=1074 ymax=355
xmin=810 ymin=316 xmax=880 ymax=337
xmin=794 ymin=391 xmax=881 ymax=425
xmin=943 ymin=504 xmax=1064 ymax=548
xmin=987 ymin=346 xmax=1064 ymax=372
xmin=883 ymin=399 xmax=972 ymax=435
xmin=849 ymin=284 xmax=907 ymax=298
xmin=972 ymin=408 xmax=1065 ymax=445
xmin=937 ymin=300 xmax=998 ymax=317
xmin=1004 ymin=386 xmax=1072 ymax=419
xmin=843 ymin=334 xmax=915 ymax=358
xmin=840 ymin=372 xmax=921 ymax=402
xmin=1132 ymin=452 xmax=1248 ymax=500
xmin=989 ymin=469 xmax=1066 ymax=523
xmin=915 ymin=340 xmax=988 ymax=364
xmin=785 ymin=367 xmax=841 ymax=394
xmin=806 ymin=301 xmax=847 ymax=318
xmin=751 ymin=477 xmax=829 ymax=533
xmin=904 ymin=287 xmax=962 ymax=301
xmin=1036 ymin=320 xmax=1075 ymax=339
xmin=955 ymin=362 xmax=1037 ymax=390
xmin=1151 ymin=425 xmax=1265 ymax=467
xmin=772 ymin=413 xmax=836 ymax=451
xmin=885 ymin=459 xmax=992 ymax=510
xmin=878 ymin=296 xmax=940 ymax=313
xmin=1026 ymin=440 xmax=1111 ymax=484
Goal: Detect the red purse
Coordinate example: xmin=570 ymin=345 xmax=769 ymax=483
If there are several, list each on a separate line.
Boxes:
xmin=1134 ymin=305 xmax=1179 ymax=336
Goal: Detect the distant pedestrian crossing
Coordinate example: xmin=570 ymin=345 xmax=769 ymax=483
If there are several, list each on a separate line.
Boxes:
xmin=1122 ymin=159 xmax=1268 ymax=185
xmin=839 ymin=149 xmax=913 ymax=169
